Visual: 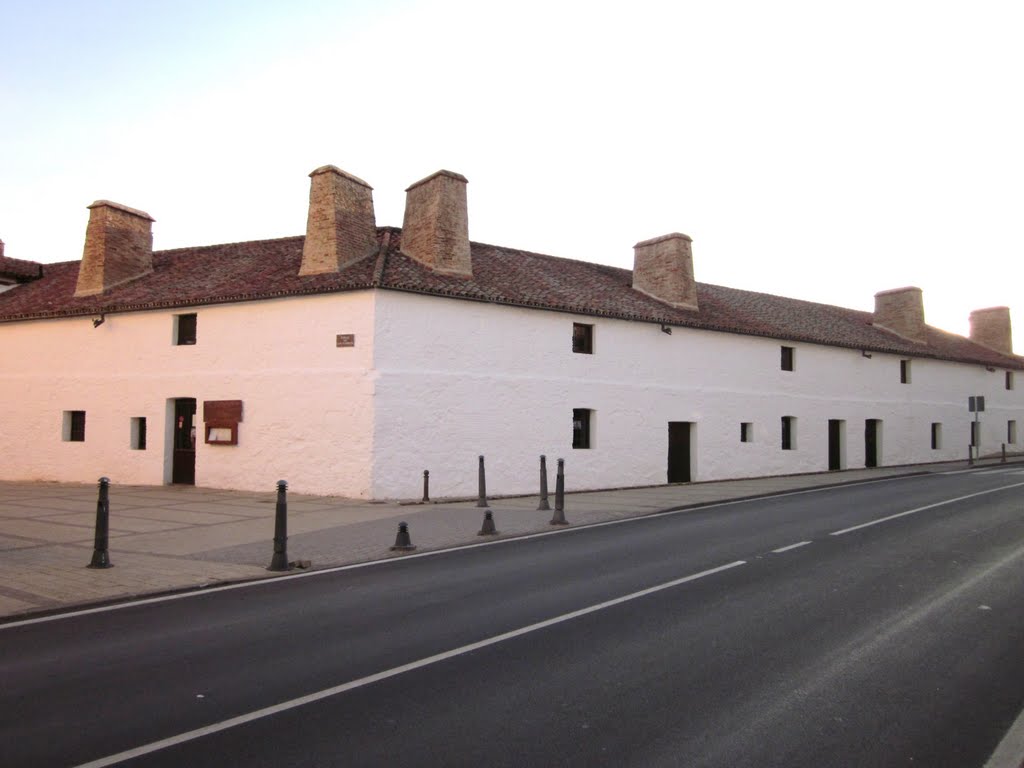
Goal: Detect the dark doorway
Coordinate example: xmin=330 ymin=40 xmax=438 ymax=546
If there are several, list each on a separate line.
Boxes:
xmin=864 ymin=419 xmax=881 ymax=468
xmin=667 ymin=422 xmax=692 ymax=483
xmin=172 ymin=398 xmax=197 ymax=485
xmin=828 ymin=419 xmax=843 ymax=470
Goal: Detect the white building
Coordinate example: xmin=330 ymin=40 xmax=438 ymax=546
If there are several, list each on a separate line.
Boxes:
xmin=0 ymin=166 xmax=1021 ymax=500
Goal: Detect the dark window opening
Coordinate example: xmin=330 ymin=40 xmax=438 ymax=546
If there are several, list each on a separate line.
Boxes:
xmin=781 ymin=346 xmax=794 ymax=371
xmin=931 ymin=422 xmax=941 ymax=450
xmin=740 ymin=422 xmax=752 ymax=442
xmin=65 ymin=410 xmax=86 ymax=442
xmin=176 ymin=313 xmax=197 ymax=345
xmin=781 ymin=416 xmax=795 ymax=450
xmin=900 ymin=359 xmax=911 ymax=384
xmin=132 ymin=417 xmax=147 ymax=450
xmin=572 ymin=323 xmax=593 ymax=354
xmin=572 ymin=408 xmax=592 ymax=449
xmin=1007 ymin=372 xmax=1015 ymax=391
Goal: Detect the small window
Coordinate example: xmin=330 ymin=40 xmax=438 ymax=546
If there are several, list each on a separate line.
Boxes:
xmin=131 ymin=417 xmax=147 ymax=450
xmin=740 ymin=422 xmax=752 ymax=443
xmin=175 ymin=313 xmax=197 ymax=345
xmin=1007 ymin=372 xmax=1015 ymax=391
xmin=572 ymin=408 xmax=592 ymax=449
xmin=781 ymin=346 xmax=794 ymax=372
xmin=900 ymin=359 xmax=911 ymax=384
xmin=63 ymin=410 xmax=86 ymax=442
xmin=1009 ymin=420 xmax=1017 ymax=445
xmin=572 ymin=323 xmax=593 ymax=354
xmin=781 ymin=416 xmax=795 ymax=450
xmin=931 ymin=422 xmax=942 ymax=450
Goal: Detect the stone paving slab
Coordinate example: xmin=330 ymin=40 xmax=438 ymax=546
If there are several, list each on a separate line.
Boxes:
xmin=1 ymin=459 xmax=1020 ymax=620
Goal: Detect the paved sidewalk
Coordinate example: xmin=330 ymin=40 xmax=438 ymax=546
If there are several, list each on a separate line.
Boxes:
xmin=0 ymin=458 xmax=1019 ymax=620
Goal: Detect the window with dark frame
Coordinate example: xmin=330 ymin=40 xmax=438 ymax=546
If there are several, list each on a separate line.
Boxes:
xmin=66 ymin=410 xmax=86 ymax=442
xmin=740 ymin=422 xmax=752 ymax=442
xmin=931 ymin=422 xmax=941 ymax=450
xmin=175 ymin=313 xmax=197 ymax=345
xmin=900 ymin=359 xmax=911 ymax=384
xmin=781 ymin=346 xmax=794 ymax=371
xmin=572 ymin=408 xmax=592 ymax=449
xmin=781 ymin=416 xmax=795 ymax=450
xmin=572 ymin=323 xmax=593 ymax=354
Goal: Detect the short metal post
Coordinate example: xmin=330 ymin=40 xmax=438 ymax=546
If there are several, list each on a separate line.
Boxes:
xmin=87 ymin=477 xmax=113 ymax=568
xmin=268 ymin=480 xmax=290 ymax=571
xmin=478 ymin=510 xmax=498 ymax=536
xmin=968 ymin=443 xmax=974 ymax=466
xmin=423 ymin=470 xmax=430 ymax=502
xmin=537 ymin=455 xmax=551 ymax=511
xmin=550 ymin=459 xmax=567 ymax=525
xmin=1002 ymin=443 xmax=1007 ymax=463
xmin=477 ymin=455 xmax=489 ymax=508
xmin=390 ymin=521 xmax=416 ymax=551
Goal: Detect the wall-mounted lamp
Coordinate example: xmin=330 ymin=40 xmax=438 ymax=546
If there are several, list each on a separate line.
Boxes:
xmin=986 ymin=366 xmax=996 ymax=372
xmin=92 ymin=314 xmax=105 ymax=328
xmin=861 ymin=350 xmax=872 ymax=359
xmin=660 ymin=324 xmax=672 ymax=335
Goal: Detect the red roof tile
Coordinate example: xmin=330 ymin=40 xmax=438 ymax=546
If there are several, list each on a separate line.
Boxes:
xmin=0 ymin=228 xmax=1020 ymax=370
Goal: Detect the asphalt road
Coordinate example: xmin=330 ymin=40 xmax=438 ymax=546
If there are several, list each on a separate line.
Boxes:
xmin=3 ymin=468 xmax=1024 ymax=767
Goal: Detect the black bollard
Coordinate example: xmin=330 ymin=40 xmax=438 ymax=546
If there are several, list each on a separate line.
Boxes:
xmin=391 ymin=521 xmax=416 ymax=551
xmin=550 ymin=458 xmax=568 ymax=525
xmin=1002 ymin=443 xmax=1007 ymax=463
xmin=478 ymin=510 xmax=498 ymax=536
xmin=423 ymin=470 xmax=430 ymax=502
xmin=268 ymin=480 xmax=290 ymax=572
xmin=476 ymin=455 xmax=489 ymax=508
xmin=537 ymin=454 xmax=551 ymax=511
xmin=87 ymin=477 xmax=113 ymax=568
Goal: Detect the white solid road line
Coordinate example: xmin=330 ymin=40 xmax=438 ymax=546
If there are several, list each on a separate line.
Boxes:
xmin=1 ymin=472 xmax=923 ymax=631
xmin=72 ymin=559 xmax=747 ymax=768
xmin=771 ymin=541 xmax=812 ymax=554
xmin=830 ymin=482 xmax=1024 ymax=537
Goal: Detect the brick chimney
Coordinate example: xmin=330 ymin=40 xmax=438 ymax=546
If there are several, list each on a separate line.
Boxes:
xmin=74 ymin=201 xmax=154 ymax=297
xmin=969 ymin=306 xmax=1013 ymax=355
xmin=299 ymin=165 xmax=377 ymax=276
xmin=873 ymin=286 xmax=926 ymax=343
xmin=401 ymin=170 xmax=471 ymax=277
xmin=631 ymin=233 xmax=698 ymax=311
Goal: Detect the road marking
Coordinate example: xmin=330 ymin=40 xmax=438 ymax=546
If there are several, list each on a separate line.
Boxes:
xmin=830 ymin=482 xmax=1024 ymax=537
xmin=771 ymin=541 xmax=811 ymax=554
xmin=71 ymin=559 xmax=747 ymax=768
xmin=0 ymin=472 xmax=927 ymax=631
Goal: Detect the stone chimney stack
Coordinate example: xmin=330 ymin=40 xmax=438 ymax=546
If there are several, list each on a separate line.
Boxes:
xmin=631 ymin=233 xmax=698 ymax=311
xmin=969 ymin=306 xmax=1013 ymax=355
xmin=873 ymin=286 xmax=926 ymax=343
xmin=401 ymin=170 xmax=471 ymax=277
xmin=74 ymin=201 xmax=154 ymax=297
xmin=299 ymin=165 xmax=377 ymax=276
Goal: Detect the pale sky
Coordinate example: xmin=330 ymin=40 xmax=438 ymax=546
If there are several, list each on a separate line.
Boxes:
xmin=2 ymin=0 xmax=1021 ymax=343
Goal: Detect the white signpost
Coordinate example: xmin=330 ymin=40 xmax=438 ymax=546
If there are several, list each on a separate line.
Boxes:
xmin=968 ymin=396 xmax=985 ymax=463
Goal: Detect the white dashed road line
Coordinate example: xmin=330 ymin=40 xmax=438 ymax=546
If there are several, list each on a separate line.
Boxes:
xmin=72 ymin=559 xmax=748 ymax=768
xmin=771 ymin=541 xmax=812 ymax=554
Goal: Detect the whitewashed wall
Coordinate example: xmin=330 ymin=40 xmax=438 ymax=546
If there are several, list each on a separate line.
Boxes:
xmin=0 ymin=291 xmax=377 ymax=497
xmin=371 ymin=291 xmax=1023 ymax=499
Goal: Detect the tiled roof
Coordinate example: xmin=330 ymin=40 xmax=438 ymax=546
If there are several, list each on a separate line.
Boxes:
xmin=0 ymin=255 xmax=43 ymax=281
xmin=0 ymin=227 xmax=1020 ymax=370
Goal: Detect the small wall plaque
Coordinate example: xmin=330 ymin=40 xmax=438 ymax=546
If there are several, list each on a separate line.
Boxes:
xmin=337 ymin=334 xmax=355 ymax=347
